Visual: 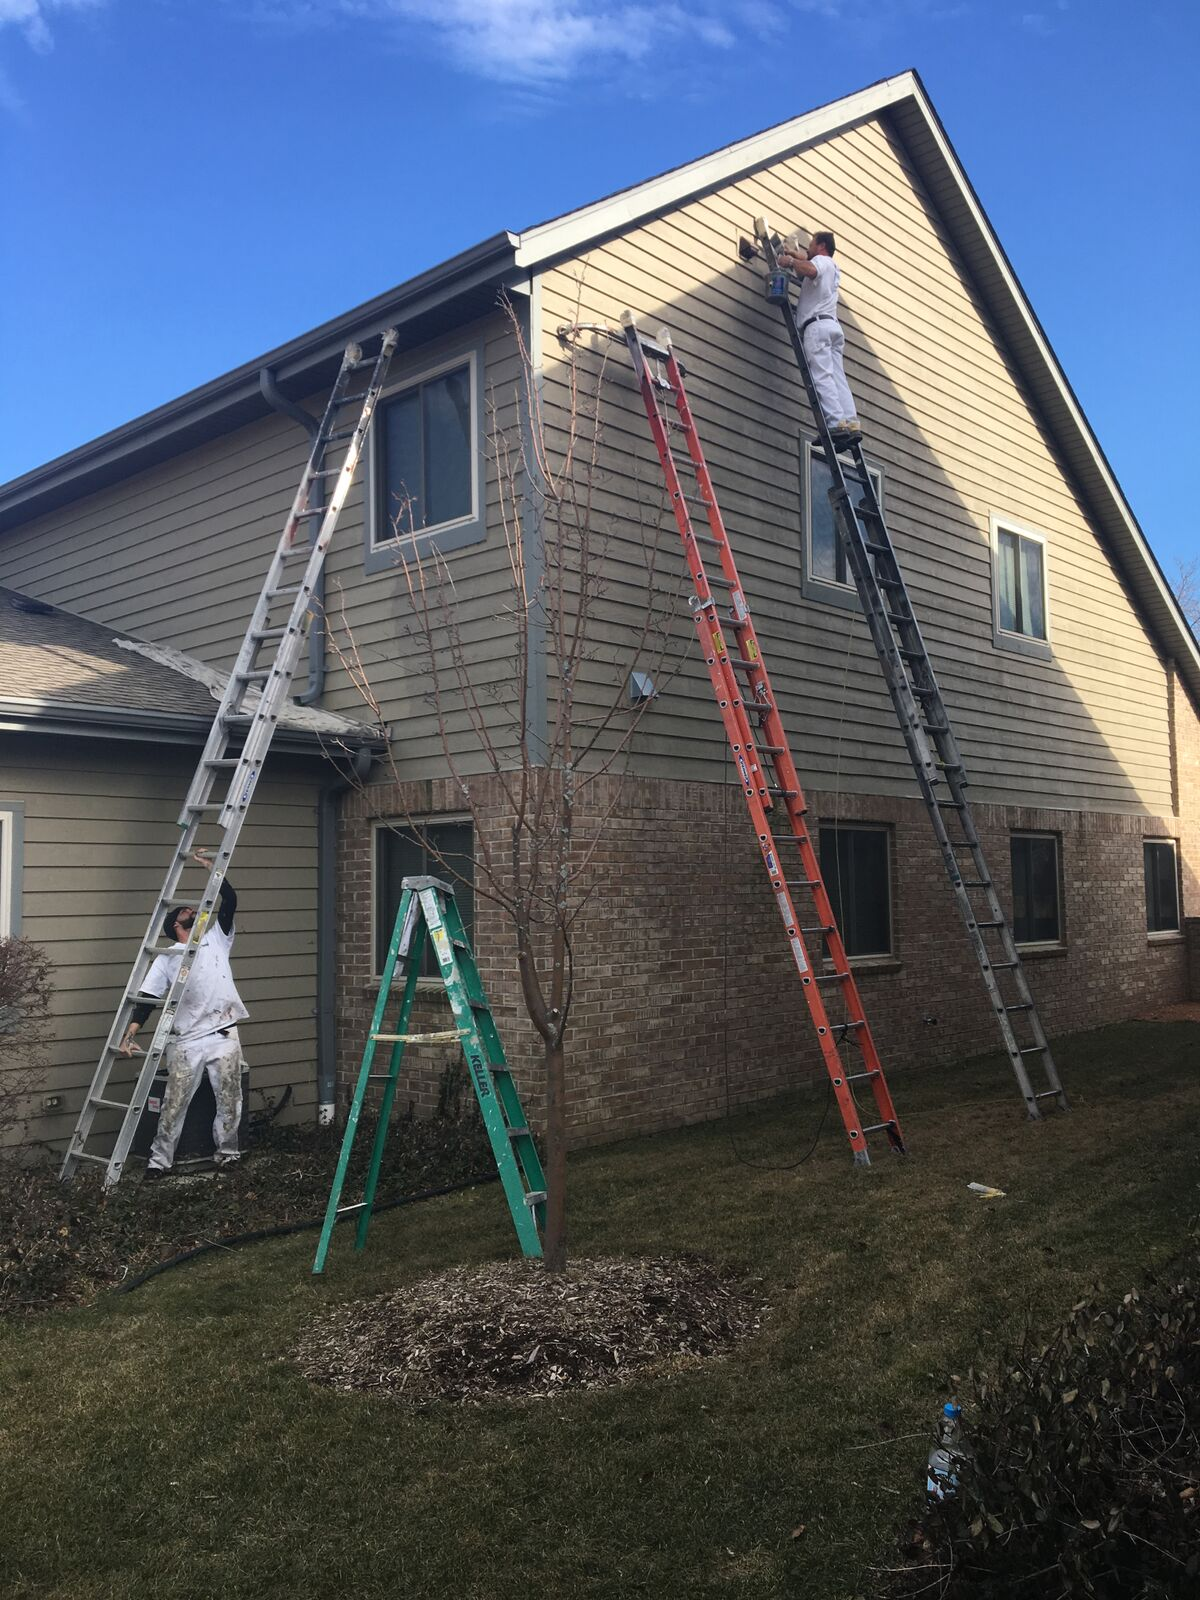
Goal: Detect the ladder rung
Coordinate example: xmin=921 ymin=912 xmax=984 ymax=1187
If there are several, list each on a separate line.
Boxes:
xmin=309 ymin=467 xmax=346 ymax=479
xmin=1034 ymin=1089 xmax=1062 ymax=1099
xmin=846 ymin=1070 xmax=881 ymax=1084
xmin=236 ymin=669 xmax=272 ymax=682
xmin=935 ymin=798 xmax=965 ymax=809
xmin=974 ymin=919 xmax=1006 ymax=928
xmin=991 ymin=961 xmax=1020 ymax=970
xmin=336 ymin=1202 xmax=368 ymax=1214
xmin=1004 ymin=1003 xmax=1035 ymax=1012
xmin=185 ymin=803 xmax=223 ymax=813
xmin=831 ymin=1019 xmax=866 ymax=1033
xmin=1020 ymin=1046 xmax=1049 ymax=1056
xmin=205 ymin=758 xmax=240 ymax=769
xmin=507 ymin=1125 xmax=530 ymax=1140
xmin=325 ymin=428 xmax=357 ymax=443
xmin=523 ymin=1190 xmax=546 ymax=1207
xmin=864 ymin=541 xmax=891 ymax=556
xmin=800 ymin=925 xmax=834 ymax=936
xmin=92 ymin=1096 xmax=133 ymax=1111
xmin=814 ymin=971 xmax=850 ymax=984
xmin=333 ymin=389 xmax=370 ymax=406
xmin=861 ymin=1121 xmax=896 ymax=1136
xmin=71 ymin=1152 xmax=112 ymax=1165
xmin=369 ymin=1029 xmax=463 ymax=1044
xmin=959 ymin=880 xmax=990 ymax=888
xmin=252 ymin=628 xmax=288 ymax=641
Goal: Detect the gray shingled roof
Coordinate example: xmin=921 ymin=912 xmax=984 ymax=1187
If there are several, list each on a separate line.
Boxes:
xmin=0 ymin=586 xmax=375 ymax=742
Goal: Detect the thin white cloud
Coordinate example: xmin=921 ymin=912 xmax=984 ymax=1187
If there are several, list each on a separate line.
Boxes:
xmin=0 ymin=0 xmax=104 ymax=53
xmin=257 ymin=0 xmax=737 ymax=86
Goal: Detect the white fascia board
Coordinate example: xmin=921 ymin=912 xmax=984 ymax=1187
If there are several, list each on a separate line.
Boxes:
xmin=512 ymin=73 xmax=918 ymax=269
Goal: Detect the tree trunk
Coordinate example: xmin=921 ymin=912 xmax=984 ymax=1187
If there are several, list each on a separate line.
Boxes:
xmin=542 ymin=1033 xmax=568 ymax=1272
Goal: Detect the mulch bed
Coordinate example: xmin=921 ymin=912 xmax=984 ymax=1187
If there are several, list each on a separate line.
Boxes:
xmin=295 ymin=1255 xmax=767 ymax=1404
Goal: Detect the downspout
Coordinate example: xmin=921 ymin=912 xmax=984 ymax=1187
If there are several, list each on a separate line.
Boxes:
xmin=316 ymin=745 xmax=376 ymax=1123
xmin=257 ymin=367 xmax=326 ymax=705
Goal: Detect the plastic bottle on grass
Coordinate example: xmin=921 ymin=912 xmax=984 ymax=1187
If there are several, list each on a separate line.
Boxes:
xmin=926 ymin=1401 xmax=972 ymax=1502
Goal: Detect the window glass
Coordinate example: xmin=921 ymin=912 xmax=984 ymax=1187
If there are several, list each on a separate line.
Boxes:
xmin=1143 ymin=841 xmax=1180 ymax=933
xmin=818 ymin=824 xmax=891 ymax=957
xmin=377 ymin=363 xmax=471 ymax=543
xmin=808 ymin=449 xmax=882 ymax=588
xmin=997 ymin=527 xmax=1047 ymax=640
xmin=1011 ymin=833 xmax=1061 ymax=944
xmin=0 ymin=813 xmax=8 ymax=936
xmin=375 ymin=820 xmax=474 ymax=975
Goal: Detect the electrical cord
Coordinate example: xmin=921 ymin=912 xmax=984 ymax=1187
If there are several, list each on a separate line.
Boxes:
xmin=111 ymin=1171 xmax=499 ymax=1295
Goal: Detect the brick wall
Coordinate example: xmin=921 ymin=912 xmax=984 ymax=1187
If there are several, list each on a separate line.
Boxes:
xmin=336 ymin=761 xmax=1195 ymax=1147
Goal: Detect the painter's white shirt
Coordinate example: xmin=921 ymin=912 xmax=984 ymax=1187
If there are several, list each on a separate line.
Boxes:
xmin=140 ymin=919 xmax=248 ymax=1043
xmin=795 ymin=254 xmax=841 ymax=323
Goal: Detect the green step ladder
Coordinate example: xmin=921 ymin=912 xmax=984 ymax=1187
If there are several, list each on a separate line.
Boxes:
xmin=312 ymin=876 xmax=545 ymax=1273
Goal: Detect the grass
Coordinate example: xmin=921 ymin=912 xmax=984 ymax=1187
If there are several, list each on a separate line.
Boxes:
xmin=1 ymin=1019 xmax=1197 ymax=1600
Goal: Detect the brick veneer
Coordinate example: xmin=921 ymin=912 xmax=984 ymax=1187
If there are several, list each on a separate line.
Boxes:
xmin=336 ymin=752 xmax=1197 ymax=1147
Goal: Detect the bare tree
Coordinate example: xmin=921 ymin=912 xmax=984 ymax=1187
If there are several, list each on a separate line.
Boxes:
xmin=1173 ymin=556 xmax=1199 ymax=638
xmin=331 ymin=298 xmax=685 ymax=1271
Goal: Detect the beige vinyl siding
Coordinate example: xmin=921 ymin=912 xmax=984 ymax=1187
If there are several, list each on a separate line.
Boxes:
xmin=0 ymin=736 xmax=319 ymax=1151
xmin=537 ymin=114 xmax=1174 ymax=814
xmin=0 ymin=311 xmax=528 ymax=780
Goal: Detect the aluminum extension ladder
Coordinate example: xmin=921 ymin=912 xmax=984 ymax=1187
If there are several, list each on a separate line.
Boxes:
xmin=750 ymin=218 xmax=1068 ymax=1119
xmin=312 ymin=876 xmax=545 ymax=1271
xmin=61 ymin=330 xmax=400 ymax=1186
xmin=621 ymin=311 xmax=905 ymax=1166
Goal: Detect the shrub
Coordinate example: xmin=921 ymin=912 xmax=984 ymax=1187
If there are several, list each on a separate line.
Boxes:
xmin=890 ymin=1263 xmax=1200 ymax=1597
xmin=0 ymin=936 xmax=54 ymax=1146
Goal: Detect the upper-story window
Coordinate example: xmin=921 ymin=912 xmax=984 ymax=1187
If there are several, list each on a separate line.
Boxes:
xmin=365 ymin=345 xmax=484 ymax=574
xmin=802 ymin=439 xmax=883 ymax=607
xmin=991 ymin=516 xmax=1051 ymax=659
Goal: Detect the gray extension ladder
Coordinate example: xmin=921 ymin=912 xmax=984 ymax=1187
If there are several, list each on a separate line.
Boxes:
xmin=750 ymin=219 xmax=1067 ymax=1119
xmin=61 ymin=330 xmax=399 ymax=1185
xmin=312 ymin=876 xmax=545 ymax=1272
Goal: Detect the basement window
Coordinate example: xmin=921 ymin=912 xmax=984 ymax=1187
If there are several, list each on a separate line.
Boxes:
xmin=1010 ymin=832 xmax=1062 ymax=946
xmin=991 ymin=516 xmax=1051 ymax=660
xmin=1144 ymin=839 xmax=1181 ymax=935
xmin=802 ymin=439 xmax=883 ymax=609
xmin=818 ymin=823 xmax=892 ymax=957
xmin=365 ymin=345 xmax=484 ymax=573
xmin=373 ymin=818 xmax=475 ymax=978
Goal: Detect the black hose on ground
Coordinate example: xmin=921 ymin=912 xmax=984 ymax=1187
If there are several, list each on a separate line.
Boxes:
xmin=112 ymin=1172 xmax=500 ymax=1295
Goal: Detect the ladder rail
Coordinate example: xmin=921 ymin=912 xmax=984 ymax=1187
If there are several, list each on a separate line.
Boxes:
xmin=622 ymin=313 xmax=904 ymax=1164
xmin=752 ymin=219 xmax=1066 ymax=1116
xmin=62 ymin=331 xmax=400 ymax=1185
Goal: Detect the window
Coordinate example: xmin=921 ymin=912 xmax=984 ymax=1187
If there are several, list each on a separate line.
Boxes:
xmin=1144 ymin=840 xmax=1181 ymax=934
xmin=803 ymin=440 xmax=883 ymax=601
xmin=818 ymin=824 xmax=891 ymax=957
xmin=365 ymin=346 xmax=483 ymax=572
xmin=0 ymin=805 xmax=22 ymax=936
xmin=373 ymin=819 xmax=474 ymax=977
xmin=991 ymin=516 xmax=1050 ymax=657
xmin=1010 ymin=832 xmax=1062 ymax=945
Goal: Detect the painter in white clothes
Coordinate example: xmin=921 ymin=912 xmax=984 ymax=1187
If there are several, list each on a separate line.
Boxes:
xmin=121 ymin=849 xmax=248 ymax=1175
xmin=778 ymin=228 xmax=859 ymax=436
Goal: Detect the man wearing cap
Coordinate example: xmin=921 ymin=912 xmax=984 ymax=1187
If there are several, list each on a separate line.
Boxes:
xmin=119 ymin=848 xmax=248 ymax=1179
xmin=777 ymin=228 xmax=861 ymax=446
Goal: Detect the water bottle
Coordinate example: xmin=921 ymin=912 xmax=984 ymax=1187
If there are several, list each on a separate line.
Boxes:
xmin=926 ymin=1401 xmax=971 ymax=1502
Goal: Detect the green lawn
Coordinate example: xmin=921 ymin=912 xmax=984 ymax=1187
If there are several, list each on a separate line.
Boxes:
xmin=2 ymin=1020 xmax=1197 ymax=1600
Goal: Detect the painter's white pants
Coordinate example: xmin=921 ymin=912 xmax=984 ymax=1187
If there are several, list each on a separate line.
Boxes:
xmin=803 ymin=318 xmax=857 ymax=426
xmin=148 ymin=1029 xmax=242 ymax=1170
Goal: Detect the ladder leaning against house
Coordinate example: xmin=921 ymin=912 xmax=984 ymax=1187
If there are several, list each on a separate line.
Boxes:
xmin=747 ymin=217 xmax=1067 ymax=1119
xmin=61 ymin=330 xmax=400 ymax=1188
xmin=620 ymin=311 xmax=906 ymax=1167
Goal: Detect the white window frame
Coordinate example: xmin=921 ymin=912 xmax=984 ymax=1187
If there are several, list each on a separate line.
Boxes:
xmin=365 ymin=343 xmax=484 ymax=573
xmin=801 ymin=437 xmax=884 ymax=611
xmin=990 ymin=514 xmax=1052 ymax=661
xmin=1010 ymin=829 xmax=1064 ymax=948
xmin=817 ymin=821 xmax=894 ymax=960
xmin=370 ymin=814 xmax=474 ymax=982
xmin=1143 ymin=837 xmax=1182 ymax=937
xmin=0 ymin=804 xmax=23 ymax=936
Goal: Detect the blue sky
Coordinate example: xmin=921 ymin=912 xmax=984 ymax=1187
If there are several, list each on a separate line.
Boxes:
xmin=1 ymin=0 xmax=1196 ymax=581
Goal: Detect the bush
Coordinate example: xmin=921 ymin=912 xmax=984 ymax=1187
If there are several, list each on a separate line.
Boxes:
xmin=889 ymin=1264 xmax=1200 ymax=1597
xmin=0 ymin=936 xmax=54 ymax=1145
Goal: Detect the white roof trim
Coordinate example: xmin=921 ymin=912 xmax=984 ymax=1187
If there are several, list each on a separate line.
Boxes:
xmin=513 ymin=73 xmax=917 ymax=269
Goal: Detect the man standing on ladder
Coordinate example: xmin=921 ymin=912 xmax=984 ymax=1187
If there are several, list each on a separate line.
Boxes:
xmin=119 ymin=849 xmax=247 ymax=1180
xmin=776 ymin=229 xmax=861 ymax=447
